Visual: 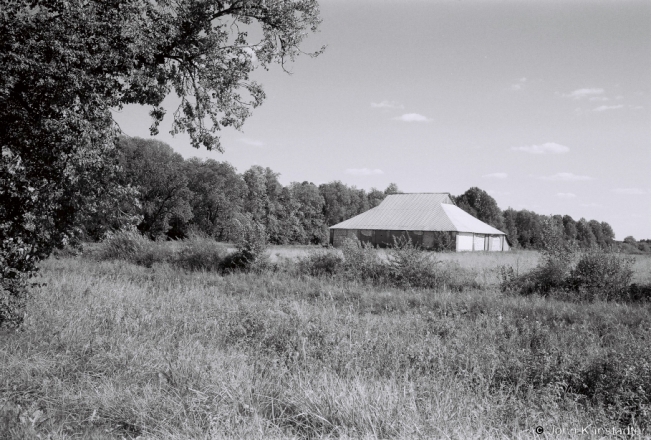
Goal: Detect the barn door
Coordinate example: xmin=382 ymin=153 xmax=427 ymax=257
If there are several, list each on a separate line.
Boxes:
xmin=376 ymin=230 xmax=390 ymax=248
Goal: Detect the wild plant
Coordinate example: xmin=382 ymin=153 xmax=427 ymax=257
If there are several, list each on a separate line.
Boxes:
xmin=221 ymin=215 xmax=269 ymax=272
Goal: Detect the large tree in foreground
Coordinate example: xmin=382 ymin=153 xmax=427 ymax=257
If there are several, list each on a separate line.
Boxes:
xmin=0 ymin=0 xmax=322 ymax=326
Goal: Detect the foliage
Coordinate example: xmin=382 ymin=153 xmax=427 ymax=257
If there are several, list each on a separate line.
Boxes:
xmin=339 ymin=238 xmax=385 ymax=284
xmin=118 ymin=137 xmax=194 ymax=239
xmin=1 ymin=0 xmax=323 ymax=324
xmin=567 ymin=250 xmax=635 ymax=301
xmin=384 ymin=236 xmax=442 ymax=288
xmin=501 ymin=219 xmax=641 ymax=302
xmin=222 ymin=215 xmax=269 ymax=272
xmin=96 ymin=228 xmax=228 ymax=271
xmin=455 ymin=187 xmax=505 ymax=231
xmin=185 ymin=158 xmax=246 ymax=241
xmin=3 ymin=253 xmax=651 ymax=436
xmin=296 ymin=248 xmax=344 ymax=277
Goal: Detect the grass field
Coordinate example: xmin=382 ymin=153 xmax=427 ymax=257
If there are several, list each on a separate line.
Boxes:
xmin=1 ymin=245 xmax=650 ymax=439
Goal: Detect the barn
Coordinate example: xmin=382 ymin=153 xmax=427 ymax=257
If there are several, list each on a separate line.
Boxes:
xmin=329 ymin=193 xmax=510 ymax=251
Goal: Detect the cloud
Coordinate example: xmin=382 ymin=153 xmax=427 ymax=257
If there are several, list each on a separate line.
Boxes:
xmin=512 ymin=142 xmax=570 ymax=154
xmin=238 ymin=138 xmax=265 ymax=147
xmin=612 ymin=188 xmax=645 ymax=195
xmin=345 ymin=168 xmax=384 ymax=176
xmin=593 ymin=105 xmax=624 ymax=112
xmin=563 ymin=88 xmax=605 ymax=99
xmin=581 ymin=202 xmax=603 ymax=208
xmin=589 ymin=96 xmax=609 ymax=102
xmin=371 ymin=100 xmax=404 ymax=110
xmin=541 ymin=172 xmax=593 ymax=181
xmin=510 ymin=77 xmax=527 ymax=91
xmin=557 ymin=192 xmax=576 ymax=199
xmin=483 ymin=172 xmax=508 ymax=179
xmin=394 ymin=113 xmax=432 ymax=122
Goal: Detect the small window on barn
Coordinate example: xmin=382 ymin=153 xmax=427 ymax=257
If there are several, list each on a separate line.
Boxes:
xmin=413 ymin=230 xmax=423 ymax=236
xmin=360 ymin=230 xmax=372 ymax=237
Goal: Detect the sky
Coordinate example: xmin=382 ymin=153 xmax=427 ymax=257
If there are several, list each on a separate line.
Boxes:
xmin=112 ymin=0 xmax=651 ymax=240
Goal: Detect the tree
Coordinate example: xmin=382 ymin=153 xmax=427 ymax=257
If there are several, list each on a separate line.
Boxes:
xmin=184 ymin=158 xmax=246 ymax=240
xmin=367 ymin=188 xmax=386 ymax=208
xmin=455 ymin=187 xmax=505 ymax=231
xmin=623 ymin=236 xmax=637 ymax=245
xmin=384 ymin=183 xmax=401 ymax=195
xmin=514 ymin=210 xmax=544 ymax=249
xmin=562 ymin=215 xmax=578 ymax=243
xmin=588 ymin=219 xmax=605 ymax=248
xmin=290 ymin=182 xmax=327 ymax=244
xmin=118 ymin=138 xmax=193 ymax=238
xmin=576 ymin=218 xmax=597 ymax=248
xmin=502 ymin=208 xmax=519 ymax=248
xmin=0 ymin=0 xmax=322 ymax=326
xmin=600 ymin=221 xmax=615 ymax=245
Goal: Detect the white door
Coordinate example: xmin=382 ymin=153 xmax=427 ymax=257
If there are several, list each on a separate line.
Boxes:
xmin=456 ymin=233 xmax=473 ymax=251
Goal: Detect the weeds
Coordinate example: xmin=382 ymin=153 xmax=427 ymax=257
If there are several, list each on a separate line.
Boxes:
xmin=1 ymin=249 xmax=650 ymax=437
xmin=500 ymin=218 xmax=647 ymax=302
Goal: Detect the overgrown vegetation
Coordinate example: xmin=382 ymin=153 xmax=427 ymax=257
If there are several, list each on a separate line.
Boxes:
xmin=500 ymin=219 xmax=648 ymax=303
xmin=1 ymin=248 xmax=650 ymax=438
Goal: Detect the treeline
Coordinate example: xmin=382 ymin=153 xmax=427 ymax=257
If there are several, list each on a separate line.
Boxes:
xmin=83 ymin=137 xmax=400 ymax=245
xmin=86 ymin=137 xmax=644 ymax=252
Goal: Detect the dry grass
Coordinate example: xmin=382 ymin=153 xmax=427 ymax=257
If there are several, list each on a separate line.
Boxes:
xmin=1 ymin=246 xmax=650 ymax=439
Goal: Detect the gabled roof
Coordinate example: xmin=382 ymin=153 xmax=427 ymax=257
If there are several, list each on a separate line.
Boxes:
xmin=330 ymin=193 xmax=505 ymax=235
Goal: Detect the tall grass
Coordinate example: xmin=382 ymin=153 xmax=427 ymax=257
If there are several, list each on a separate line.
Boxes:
xmin=2 ymin=249 xmax=650 ymax=438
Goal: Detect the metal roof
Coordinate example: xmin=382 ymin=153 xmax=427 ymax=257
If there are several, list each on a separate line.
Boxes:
xmin=330 ymin=193 xmax=505 ymax=235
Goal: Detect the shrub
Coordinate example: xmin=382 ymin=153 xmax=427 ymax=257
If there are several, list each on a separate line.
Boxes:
xmin=340 ymin=238 xmax=385 ymax=283
xmin=221 ymin=216 xmax=269 ymax=272
xmin=501 ymin=219 xmax=637 ymax=302
xmin=96 ymin=228 xmax=152 ymax=263
xmin=567 ymin=250 xmax=634 ymax=301
xmin=174 ymin=235 xmax=228 ymax=272
xmin=296 ymin=248 xmax=344 ymax=277
xmin=385 ymin=236 xmax=441 ymax=289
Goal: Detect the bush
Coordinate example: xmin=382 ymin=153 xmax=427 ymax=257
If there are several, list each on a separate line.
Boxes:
xmin=567 ymin=250 xmax=634 ymax=301
xmin=385 ymin=236 xmax=441 ymax=289
xmin=296 ymin=248 xmax=344 ymax=277
xmin=340 ymin=238 xmax=385 ymax=284
xmin=221 ymin=216 xmax=269 ymax=273
xmin=96 ymin=229 xmax=229 ymax=272
xmin=500 ymin=221 xmax=638 ymax=302
xmin=174 ymin=235 xmax=228 ymax=272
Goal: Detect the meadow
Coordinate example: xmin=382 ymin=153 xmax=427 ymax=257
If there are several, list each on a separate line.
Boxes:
xmin=1 ymin=242 xmax=650 ymax=439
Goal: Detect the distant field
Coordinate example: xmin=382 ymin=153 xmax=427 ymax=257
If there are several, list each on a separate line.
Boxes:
xmin=2 ymin=243 xmax=650 ymax=438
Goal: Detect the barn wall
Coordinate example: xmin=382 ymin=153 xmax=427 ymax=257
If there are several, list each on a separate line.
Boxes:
xmin=489 ymin=236 xmax=502 ymax=251
xmin=473 ymin=234 xmax=485 ymax=251
xmin=456 ymin=233 xmax=473 ymax=251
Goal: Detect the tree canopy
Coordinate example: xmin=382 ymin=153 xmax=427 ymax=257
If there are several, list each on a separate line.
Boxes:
xmin=0 ymin=0 xmax=323 ymax=326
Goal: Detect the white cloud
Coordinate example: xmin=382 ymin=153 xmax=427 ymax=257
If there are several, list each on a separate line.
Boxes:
xmin=593 ymin=105 xmax=624 ymax=112
xmin=510 ymin=77 xmax=527 ymax=91
xmin=589 ymin=96 xmax=609 ymax=102
xmin=563 ymin=88 xmax=605 ymax=99
xmin=371 ymin=100 xmax=404 ymax=110
xmin=394 ymin=113 xmax=432 ymax=122
xmin=393 ymin=113 xmax=432 ymax=122
xmin=541 ymin=172 xmax=593 ymax=181
xmin=483 ymin=172 xmax=508 ymax=179
xmin=512 ymin=142 xmax=570 ymax=154
xmin=238 ymin=138 xmax=265 ymax=147
xmin=612 ymin=188 xmax=645 ymax=195
xmin=557 ymin=192 xmax=576 ymax=199
xmin=581 ymin=202 xmax=603 ymax=208
xmin=345 ymin=168 xmax=384 ymax=176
